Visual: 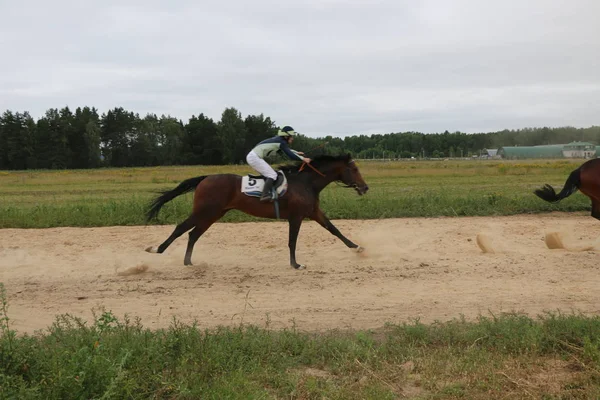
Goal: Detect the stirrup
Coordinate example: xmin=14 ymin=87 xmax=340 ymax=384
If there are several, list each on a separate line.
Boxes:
xmin=260 ymin=188 xmax=273 ymax=202
xmin=260 ymin=193 xmax=272 ymax=202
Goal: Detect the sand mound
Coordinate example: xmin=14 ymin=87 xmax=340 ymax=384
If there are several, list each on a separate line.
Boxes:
xmin=545 ymin=232 xmax=564 ymax=250
xmin=116 ymin=263 xmax=150 ymax=276
xmin=544 ymin=232 xmax=595 ymax=252
xmin=476 ymin=233 xmax=498 ymax=253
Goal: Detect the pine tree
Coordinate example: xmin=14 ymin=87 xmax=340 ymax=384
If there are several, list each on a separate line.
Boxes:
xmin=218 ymin=107 xmax=246 ymax=164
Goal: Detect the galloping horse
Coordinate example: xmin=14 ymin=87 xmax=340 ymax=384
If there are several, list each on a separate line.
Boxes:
xmin=145 ymin=154 xmax=369 ymax=269
xmin=534 ymin=158 xmax=600 ymax=218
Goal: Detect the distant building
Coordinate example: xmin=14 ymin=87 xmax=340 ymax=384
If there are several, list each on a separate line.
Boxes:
xmin=477 ymin=149 xmax=500 ymax=159
xmin=562 ymin=141 xmax=595 ymax=158
xmin=497 ymin=144 xmax=565 ymax=159
xmin=497 ymin=142 xmax=598 ymax=159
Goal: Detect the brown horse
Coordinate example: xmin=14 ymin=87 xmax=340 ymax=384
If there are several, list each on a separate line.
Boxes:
xmin=534 ymin=158 xmax=600 ymax=218
xmin=144 ymin=154 xmax=369 ymax=269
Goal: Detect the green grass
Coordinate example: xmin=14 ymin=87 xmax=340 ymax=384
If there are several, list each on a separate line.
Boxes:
xmin=1 ymin=283 xmax=600 ymax=399
xmin=0 ymin=159 xmax=592 ymax=228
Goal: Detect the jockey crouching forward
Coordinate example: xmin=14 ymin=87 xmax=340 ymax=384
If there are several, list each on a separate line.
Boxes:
xmin=246 ymin=126 xmax=312 ymax=202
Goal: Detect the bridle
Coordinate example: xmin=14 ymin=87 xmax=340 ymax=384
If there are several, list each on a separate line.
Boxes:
xmin=336 ymin=160 xmax=361 ymax=190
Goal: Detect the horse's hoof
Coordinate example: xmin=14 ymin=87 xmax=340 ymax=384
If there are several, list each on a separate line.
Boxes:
xmin=145 ymin=246 xmax=157 ymax=254
xmin=355 ymin=246 xmax=365 ymax=253
xmin=292 ymin=264 xmax=306 ymax=270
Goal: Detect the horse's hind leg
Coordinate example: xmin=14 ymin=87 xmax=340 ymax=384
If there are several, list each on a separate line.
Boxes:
xmin=183 ymin=210 xmax=228 ymax=266
xmin=146 ymin=215 xmax=196 ymax=254
xmin=591 ymin=198 xmax=600 ymax=221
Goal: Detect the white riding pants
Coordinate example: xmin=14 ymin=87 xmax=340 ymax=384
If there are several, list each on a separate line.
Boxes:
xmin=246 ymin=151 xmax=277 ymax=180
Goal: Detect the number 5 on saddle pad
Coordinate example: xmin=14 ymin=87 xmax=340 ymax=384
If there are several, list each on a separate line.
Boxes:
xmin=241 ymin=170 xmax=288 ymax=199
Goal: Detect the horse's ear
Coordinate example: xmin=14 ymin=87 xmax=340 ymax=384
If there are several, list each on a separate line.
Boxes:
xmin=345 ymin=153 xmax=352 ymax=161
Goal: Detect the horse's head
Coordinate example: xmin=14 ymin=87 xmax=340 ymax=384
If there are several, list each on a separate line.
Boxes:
xmin=335 ymin=153 xmax=369 ymax=195
xmin=283 ymin=154 xmax=369 ymax=195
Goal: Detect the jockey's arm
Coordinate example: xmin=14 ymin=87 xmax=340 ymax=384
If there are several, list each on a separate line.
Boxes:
xmin=290 ymin=149 xmax=311 ymax=163
xmin=280 ymin=142 xmax=305 ymax=162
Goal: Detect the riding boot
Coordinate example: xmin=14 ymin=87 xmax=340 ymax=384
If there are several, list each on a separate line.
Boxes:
xmin=260 ymin=178 xmax=275 ymax=202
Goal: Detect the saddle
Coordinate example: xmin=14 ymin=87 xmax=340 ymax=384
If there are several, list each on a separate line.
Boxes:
xmin=241 ymin=170 xmax=288 ymax=199
xmin=241 ymin=171 xmax=287 ymax=220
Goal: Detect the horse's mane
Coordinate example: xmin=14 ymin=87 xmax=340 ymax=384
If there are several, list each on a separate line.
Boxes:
xmin=277 ymin=153 xmax=352 ymax=175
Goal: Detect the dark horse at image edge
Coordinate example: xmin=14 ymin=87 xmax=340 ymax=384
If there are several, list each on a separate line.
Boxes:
xmin=534 ymin=157 xmax=600 ymax=219
xmin=144 ymin=154 xmax=369 ymax=269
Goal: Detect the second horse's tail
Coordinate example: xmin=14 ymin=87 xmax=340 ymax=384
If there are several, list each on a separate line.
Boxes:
xmin=533 ymin=168 xmax=581 ymax=203
xmin=146 ymin=176 xmax=207 ymax=222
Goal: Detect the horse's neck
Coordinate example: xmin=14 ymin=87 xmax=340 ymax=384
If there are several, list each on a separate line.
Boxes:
xmin=310 ymin=168 xmax=338 ymax=193
xmin=284 ymin=163 xmax=338 ymax=193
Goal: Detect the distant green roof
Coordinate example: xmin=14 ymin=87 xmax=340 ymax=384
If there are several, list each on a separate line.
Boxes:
xmin=564 ymin=141 xmax=595 ymax=149
xmin=497 ymin=145 xmax=564 ymax=159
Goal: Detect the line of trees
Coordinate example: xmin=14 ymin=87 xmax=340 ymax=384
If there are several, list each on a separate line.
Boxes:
xmin=1 ymin=105 xmax=599 ymax=170
xmin=334 ymin=125 xmax=600 ymax=160
xmin=0 ymin=106 xmax=278 ymax=170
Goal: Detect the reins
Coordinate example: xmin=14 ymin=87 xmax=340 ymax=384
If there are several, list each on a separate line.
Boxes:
xmin=299 ymin=161 xmax=326 ymax=177
xmin=295 ymin=140 xmax=357 ymax=188
xmin=297 ymin=141 xmax=330 ymax=178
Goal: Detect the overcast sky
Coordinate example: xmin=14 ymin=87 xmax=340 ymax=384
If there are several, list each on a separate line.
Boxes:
xmin=1 ymin=0 xmax=598 ymax=137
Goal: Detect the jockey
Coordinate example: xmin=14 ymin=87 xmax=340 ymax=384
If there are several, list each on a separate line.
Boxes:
xmin=246 ymin=126 xmax=312 ymax=202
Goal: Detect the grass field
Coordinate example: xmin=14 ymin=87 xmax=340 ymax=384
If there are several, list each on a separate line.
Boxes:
xmin=0 ymin=159 xmax=592 ymax=228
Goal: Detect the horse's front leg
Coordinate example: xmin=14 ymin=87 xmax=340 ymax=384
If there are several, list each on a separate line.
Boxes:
xmin=311 ymin=207 xmax=363 ymax=252
xmin=288 ymin=215 xmax=305 ymax=269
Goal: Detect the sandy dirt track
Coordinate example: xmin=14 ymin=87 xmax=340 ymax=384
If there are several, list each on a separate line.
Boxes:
xmin=2 ymin=213 xmax=600 ymax=334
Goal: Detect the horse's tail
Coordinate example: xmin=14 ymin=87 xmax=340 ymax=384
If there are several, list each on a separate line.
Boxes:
xmin=146 ymin=176 xmax=207 ymax=222
xmin=533 ymin=168 xmax=581 ymax=203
